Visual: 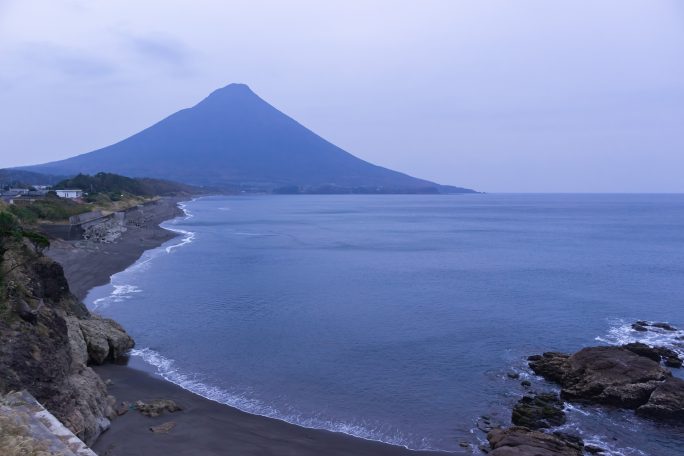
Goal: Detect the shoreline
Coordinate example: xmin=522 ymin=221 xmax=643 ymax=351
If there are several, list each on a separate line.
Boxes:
xmin=48 ymin=196 xmax=454 ymax=455
xmin=46 ymin=196 xmax=187 ymax=301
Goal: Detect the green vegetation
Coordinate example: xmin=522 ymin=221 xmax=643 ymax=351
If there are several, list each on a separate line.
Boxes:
xmin=0 ymin=208 xmax=50 ymax=323
xmin=54 ymin=172 xmax=197 ymax=200
xmin=7 ymin=194 xmax=91 ymax=224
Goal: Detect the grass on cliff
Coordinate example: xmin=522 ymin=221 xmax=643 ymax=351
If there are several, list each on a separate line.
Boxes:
xmin=7 ymin=195 xmax=91 ymax=224
xmin=0 ymin=410 xmax=58 ymax=456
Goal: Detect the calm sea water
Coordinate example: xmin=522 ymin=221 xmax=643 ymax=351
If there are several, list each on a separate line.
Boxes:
xmin=87 ymin=194 xmax=684 ymax=454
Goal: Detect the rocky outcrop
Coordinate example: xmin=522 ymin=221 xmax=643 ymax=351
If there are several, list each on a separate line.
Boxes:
xmin=0 ymin=234 xmax=134 ymax=445
xmin=529 ymin=347 xmax=670 ymax=408
xmin=511 ymin=393 xmax=566 ymax=429
xmin=632 ymin=320 xmax=678 ymax=332
xmin=622 ymin=342 xmax=682 ymax=368
xmin=527 ymin=352 xmax=569 ymax=383
xmin=528 ymin=344 xmax=684 ymax=427
xmin=76 ymin=316 xmax=134 ymax=364
xmin=487 ymin=427 xmax=583 ymax=456
xmin=636 ymin=377 xmax=684 ymax=421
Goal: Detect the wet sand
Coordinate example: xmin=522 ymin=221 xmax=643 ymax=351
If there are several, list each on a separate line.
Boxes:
xmin=93 ymin=364 xmax=452 ymax=456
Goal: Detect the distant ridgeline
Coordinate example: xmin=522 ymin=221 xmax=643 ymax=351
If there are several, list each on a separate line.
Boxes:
xmin=0 ymin=169 xmax=65 ymax=187
xmin=17 ymin=84 xmax=476 ymax=194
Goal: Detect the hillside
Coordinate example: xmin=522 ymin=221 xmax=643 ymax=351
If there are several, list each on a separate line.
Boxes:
xmin=0 ymin=169 xmax=65 ymax=187
xmin=54 ymin=172 xmax=199 ymax=198
xmin=18 ymin=84 xmax=475 ymax=194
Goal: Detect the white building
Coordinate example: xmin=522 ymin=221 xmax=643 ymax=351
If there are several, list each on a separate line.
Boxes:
xmin=55 ymin=189 xmax=83 ymax=199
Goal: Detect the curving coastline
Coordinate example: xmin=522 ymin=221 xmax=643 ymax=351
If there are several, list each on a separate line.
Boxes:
xmin=46 ymin=197 xmax=187 ymax=301
xmin=47 ymin=197 xmax=448 ymax=455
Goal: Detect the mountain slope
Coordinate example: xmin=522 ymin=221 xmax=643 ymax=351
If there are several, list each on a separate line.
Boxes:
xmin=19 ymin=84 xmax=474 ymax=193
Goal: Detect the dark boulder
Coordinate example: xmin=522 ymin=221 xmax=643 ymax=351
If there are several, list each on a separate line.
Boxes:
xmin=636 ymin=377 xmax=684 ymax=421
xmin=511 ymin=393 xmax=566 ymax=429
xmin=135 ymin=399 xmax=182 ymax=417
xmin=530 ymin=347 xmax=670 ymax=409
xmin=631 ymin=323 xmax=648 ymax=332
xmin=622 ymin=342 xmax=662 ymax=362
xmin=487 ymin=427 xmax=583 ymax=456
xmin=528 ymin=352 xmax=570 ymax=383
xmin=562 ymin=347 xmax=669 ymax=408
xmin=651 ymin=322 xmax=677 ymax=331
xmin=665 ymin=357 xmax=683 ymax=368
xmin=622 ymin=342 xmax=682 ymax=368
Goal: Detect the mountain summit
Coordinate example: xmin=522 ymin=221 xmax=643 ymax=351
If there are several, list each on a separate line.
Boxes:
xmin=19 ymin=84 xmax=474 ymax=193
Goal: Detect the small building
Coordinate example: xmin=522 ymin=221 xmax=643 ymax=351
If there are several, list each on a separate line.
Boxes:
xmin=55 ymin=189 xmax=83 ymax=199
xmin=9 ymin=188 xmax=29 ymax=195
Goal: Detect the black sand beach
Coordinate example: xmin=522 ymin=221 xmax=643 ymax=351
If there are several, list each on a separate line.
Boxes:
xmin=93 ymin=364 xmax=450 ymax=456
xmin=47 ymin=196 xmax=457 ymax=455
xmin=47 ymin=197 xmax=185 ymax=301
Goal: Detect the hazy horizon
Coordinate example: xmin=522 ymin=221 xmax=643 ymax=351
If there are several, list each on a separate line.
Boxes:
xmin=1 ymin=1 xmax=683 ymax=192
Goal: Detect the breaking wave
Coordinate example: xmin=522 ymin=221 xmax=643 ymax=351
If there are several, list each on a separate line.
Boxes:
xmin=129 ymin=347 xmax=428 ymax=451
xmin=596 ymin=318 xmax=684 ymax=358
xmin=91 ymin=284 xmax=142 ymax=311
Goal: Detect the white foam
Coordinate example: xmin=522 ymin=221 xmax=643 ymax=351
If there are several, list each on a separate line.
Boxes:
xmin=555 ymin=411 xmax=649 ymax=456
xmin=87 ymin=199 xmax=198 ymax=311
xmin=162 ymin=199 xmax=197 ymax=253
xmin=596 ymin=318 xmax=684 ymax=357
xmin=232 ymin=231 xmax=277 ymax=237
xmin=164 ymin=228 xmax=196 ymax=253
xmin=91 ymin=284 xmax=142 ymax=310
xmin=130 ymin=347 xmax=435 ymax=451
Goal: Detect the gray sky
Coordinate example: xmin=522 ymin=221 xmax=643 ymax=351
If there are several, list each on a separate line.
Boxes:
xmin=1 ymin=0 xmax=682 ymax=192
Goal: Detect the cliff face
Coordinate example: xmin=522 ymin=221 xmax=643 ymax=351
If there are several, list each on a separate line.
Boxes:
xmin=0 ymin=231 xmax=134 ymax=445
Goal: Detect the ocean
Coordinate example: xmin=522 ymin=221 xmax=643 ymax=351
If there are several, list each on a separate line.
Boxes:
xmin=86 ymin=194 xmax=684 ymax=454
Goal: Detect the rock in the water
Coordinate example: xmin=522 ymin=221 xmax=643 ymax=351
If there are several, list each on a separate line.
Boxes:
xmin=507 ymin=372 xmax=520 ymax=379
xmin=632 ymin=321 xmax=678 ymax=332
xmin=521 ymin=380 xmax=532 ymax=388
xmin=622 ymin=342 xmax=683 ymax=367
xmin=150 ymin=421 xmax=176 ymax=433
xmin=530 ymin=347 xmax=670 ymax=409
xmin=665 ymin=357 xmax=683 ymax=368
xmin=528 ymin=352 xmax=570 ymax=383
xmin=651 ymin=322 xmax=677 ymax=331
xmin=636 ymin=377 xmax=684 ymax=421
xmin=135 ymin=399 xmax=182 ymax=417
xmin=585 ymin=445 xmax=607 ymax=454
xmin=511 ymin=393 xmax=566 ymax=429
xmin=622 ymin=342 xmax=662 ymax=362
xmin=487 ymin=427 xmax=583 ymax=456
xmin=562 ymin=347 xmax=670 ymax=407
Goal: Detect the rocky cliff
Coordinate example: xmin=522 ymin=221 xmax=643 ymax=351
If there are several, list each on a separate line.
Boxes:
xmin=0 ymin=217 xmax=134 ymax=445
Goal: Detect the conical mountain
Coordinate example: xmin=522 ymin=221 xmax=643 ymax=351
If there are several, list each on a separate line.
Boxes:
xmin=19 ymin=84 xmax=474 ymax=193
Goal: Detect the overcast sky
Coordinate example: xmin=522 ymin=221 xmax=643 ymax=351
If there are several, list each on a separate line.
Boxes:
xmin=0 ymin=0 xmax=682 ymax=192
